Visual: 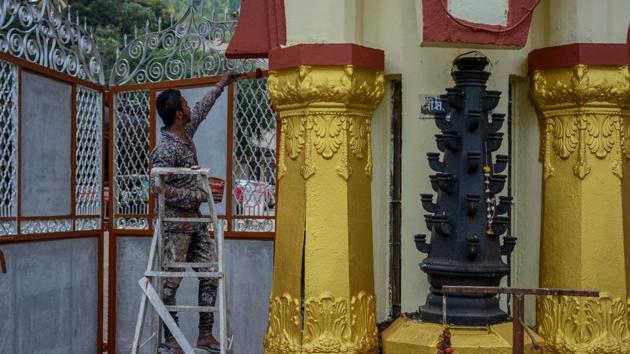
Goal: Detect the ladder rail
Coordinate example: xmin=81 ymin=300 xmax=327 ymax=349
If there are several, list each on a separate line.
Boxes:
xmin=199 ymin=174 xmax=228 ymax=354
xmin=155 ymin=175 xmax=166 ymax=354
xmin=131 ymin=222 xmax=161 ymax=354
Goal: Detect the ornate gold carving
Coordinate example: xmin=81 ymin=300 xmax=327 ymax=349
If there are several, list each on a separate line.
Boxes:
xmin=349 ymin=117 xmax=369 ymax=159
xmin=531 ymin=65 xmax=630 ymax=179
xmin=286 ymin=116 xmax=306 ymax=159
xmin=312 ymin=114 xmax=344 ymax=158
xmin=264 ymin=292 xmax=379 ymax=354
xmin=350 ymin=292 xmax=379 ymax=352
xmin=539 ymin=111 xmax=626 ymax=179
xmin=276 ymin=111 xmax=374 ymax=181
xmin=538 ymin=294 xmax=630 ymax=354
xmin=303 ymin=293 xmax=352 ymax=353
xmin=264 ymin=294 xmax=302 ymax=354
xmin=302 ymin=292 xmax=379 ymax=354
xmin=268 ymin=65 xmax=385 ymax=110
xmin=278 ymin=118 xmax=288 ymax=180
xmin=531 ymin=65 xmax=630 ymax=110
xmin=269 ymin=65 xmax=382 ymax=181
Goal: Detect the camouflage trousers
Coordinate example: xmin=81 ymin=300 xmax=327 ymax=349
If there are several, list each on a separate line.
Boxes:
xmin=161 ymin=229 xmax=218 ymax=340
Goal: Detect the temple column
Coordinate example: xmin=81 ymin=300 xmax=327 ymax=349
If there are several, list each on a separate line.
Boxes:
xmin=529 ymin=47 xmax=630 ymax=353
xmin=262 ymin=44 xmax=385 ymax=354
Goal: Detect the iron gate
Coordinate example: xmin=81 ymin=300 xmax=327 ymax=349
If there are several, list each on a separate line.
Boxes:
xmin=0 ymin=1 xmax=277 ymax=353
xmin=0 ymin=0 xmax=105 ymax=353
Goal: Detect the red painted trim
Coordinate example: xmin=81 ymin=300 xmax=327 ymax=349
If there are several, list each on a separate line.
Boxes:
xmin=226 ymin=0 xmax=286 ymax=59
xmin=268 ymin=44 xmax=385 ymax=71
xmin=422 ymin=0 xmax=541 ymax=48
xmin=528 ymin=43 xmax=629 ymax=72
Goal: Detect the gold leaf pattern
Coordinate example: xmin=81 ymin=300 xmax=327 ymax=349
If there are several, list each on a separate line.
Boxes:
xmin=313 ymin=114 xmax=343 ymax=159
xmin=301 ymin=115 xmax=316 ymax=179
xmin=264 ymin=292 xmax=379 ymax=354
xmin=552 ymin=115 xmax=579 ymax=159
xmin=350 ymin=292 xmax=379 ymax=352
xmin=349 ymin=117 xmax=368 ymax=159
xmin=540 ymin=112 xmax=627 ymax=180
xmin=538 ymin=295 xmax=630 ymax=354
xmin=303 ymin=293 xmax=352 ymax=353
xmin=286 ymin=117 xmax=306 ymax=159
xmin=531 ymin=64 xmax=630 ymax=180
xmin=531 ymin=65 xmax=630 ymax=110
xmin=268 ymin=65 xmax=383 ymax=181
xmin=263 ymin=294 xmax=302 ymax=354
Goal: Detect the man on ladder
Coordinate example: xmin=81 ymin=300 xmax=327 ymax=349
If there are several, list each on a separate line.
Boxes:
xmin=150 ymin=71 xmax=241 ymax=354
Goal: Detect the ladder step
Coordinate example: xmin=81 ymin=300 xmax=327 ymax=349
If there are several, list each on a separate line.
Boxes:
xmin=146 ymin=270 xmax=223 ymax=278
xmin=151 ymin=167 xmax=210 ymax=176
xmin=164 ymin=262 xmax=217 ymax=269
xmin=166 ymin=305 xmax=219 ymax=313
xmin=162 ymin=217 xmax=213 ymax=223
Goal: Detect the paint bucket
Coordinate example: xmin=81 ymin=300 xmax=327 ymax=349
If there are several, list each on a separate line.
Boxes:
xmin=208 ymin=177 xmax=225 ymax=203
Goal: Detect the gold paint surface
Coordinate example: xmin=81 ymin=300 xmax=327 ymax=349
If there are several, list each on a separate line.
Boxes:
xmin=530 ymin=64 xmax=630 ymax=353
xmin=264 ymin=65 xmax=384 ymax=354
xmin=382 ymin=317 xmax=541 ymax=354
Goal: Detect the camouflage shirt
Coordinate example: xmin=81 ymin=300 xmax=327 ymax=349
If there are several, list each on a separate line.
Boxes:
xmin=150 ymin=85 xmax=224 ymax=233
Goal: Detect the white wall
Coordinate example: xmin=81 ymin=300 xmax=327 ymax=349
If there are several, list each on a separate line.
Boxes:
xmin=548 ymin=0 xmax=630 ymax=46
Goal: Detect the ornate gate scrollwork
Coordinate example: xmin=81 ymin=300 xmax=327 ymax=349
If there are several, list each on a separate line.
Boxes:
xmin=0 ymin=0 xmax=104 ymax=84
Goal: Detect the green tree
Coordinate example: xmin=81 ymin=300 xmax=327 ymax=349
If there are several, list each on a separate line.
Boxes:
xmin=72 ymin=0 xmax=242 ymax=83
xmin=72 ymin=0 xmax=170 ymax=79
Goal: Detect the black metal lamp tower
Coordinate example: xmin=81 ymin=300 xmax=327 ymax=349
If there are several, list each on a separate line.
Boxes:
xmin=414 ymin=55 xmax=517 ymax=326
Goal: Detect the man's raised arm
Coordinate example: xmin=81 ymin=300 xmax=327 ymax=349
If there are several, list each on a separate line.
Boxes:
xmin=185 ymin=71 xmax=242 ymax=137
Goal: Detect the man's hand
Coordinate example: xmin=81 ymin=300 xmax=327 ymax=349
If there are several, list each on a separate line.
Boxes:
xmin=218 ymin=71 xmax=243 ymax=87
xmin=194 ymin=187 xmax=210 ymax=202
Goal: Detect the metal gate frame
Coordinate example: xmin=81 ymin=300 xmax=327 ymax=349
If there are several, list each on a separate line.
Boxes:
xmin=0 ymin=49 xmax=107 ymax=353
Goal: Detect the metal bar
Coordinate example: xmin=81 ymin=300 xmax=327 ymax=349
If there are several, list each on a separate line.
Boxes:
xmin=138 ymin=277 xmax=196 ymax=354
xmin=520 ymin=319 xmax=543 ymax=354
xmin=156 ymin=175 xmax=165 ymax=353
xmin=389 ymin=79 xmax=403 ymax=318
xmin=16 ymin=67 xmax=22 ymax=235
xmin=145 ymin=270 xmax=223 ymax=278
xmin=162 ymin=217 xmax=213 ymax=223
xmin=71 ymin=83 xmax=77 ymax=225
xmin=165 ymin=305 xmax=219 ymax=312
xmin=0 ymin=231 xmax=101 ymax=245
xmin=146 ymin=223 xmax=160 ymax=273
xmin=163 ymin=262 xmax=216 ymax=269
xmin=132 ymin=223 xmax=160 ymax=353
xmin=201 ymin=173 xmax=228 ymax=354
xmin=110 ymin=75 xmax=222 ymax=93
xmin=149 ymin=89 xmax=156 ymax=224
xmin=513 ymin=294 xmax=524 ymax=354
xmin=442 ymin=286 xmax=599 ymax=297
xmin=0 ymin=52 xmax=106 ymax=91
xmin=151 ymin=167 xmax=211 ymax=175
xmin=226 ymin=83 xmax=234 ymax=232
xmin=131 ymin=294 xmax=149 ymax=354
xmin=139 ymin=331 xmax=157 ymax=349
xmin=0 ymin=249 xmax=6 ymax=273
xmin=107 ymin=90 xmax=117 ymax=354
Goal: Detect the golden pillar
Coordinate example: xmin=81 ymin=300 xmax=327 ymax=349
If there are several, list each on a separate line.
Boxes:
xmin=262 ymin=59 xmax=385 ymax=354
xmin=530 ymin=62 xmax=630 ymax=353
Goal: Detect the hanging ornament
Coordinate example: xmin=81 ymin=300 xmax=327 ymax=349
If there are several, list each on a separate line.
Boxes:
xmin=483 ymin=165 xmax=496 ymax=236
xmin=435 ymin=324 xmax=454 ymax=354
